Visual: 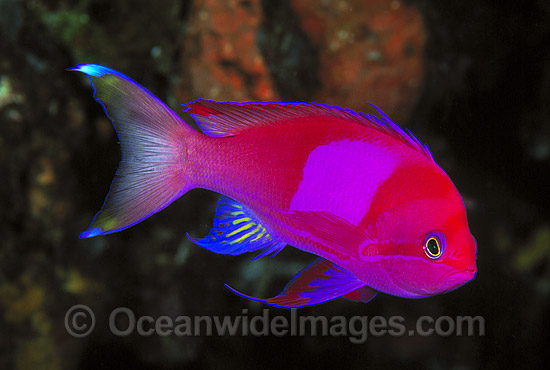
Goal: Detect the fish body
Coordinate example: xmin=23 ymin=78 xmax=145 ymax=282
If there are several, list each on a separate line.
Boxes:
xmin=72 ymin=64 xmax=477 ymax=308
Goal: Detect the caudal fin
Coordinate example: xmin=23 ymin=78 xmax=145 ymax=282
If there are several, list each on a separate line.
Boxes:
xmin=71 ymin=64 xmax=194 ymax=238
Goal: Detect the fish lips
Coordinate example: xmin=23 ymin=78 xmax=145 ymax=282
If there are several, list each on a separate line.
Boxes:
xmin=410 ymin=265 xmax=477 ymax=297
xmin=437 ymin=265 xmax=477 ymax=294
xmin=397 ymin=264 xmax=477 ymax=298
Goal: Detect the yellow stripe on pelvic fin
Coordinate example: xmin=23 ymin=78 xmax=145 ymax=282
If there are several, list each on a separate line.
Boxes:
xmin=232 ymin=217 xmax=251 ymax=225
xmin=251 ymin=227 xmax=266 ymax=242
xmin=230 ymin=224 xmax=262 ymax=245
xmin=226 ymin=223 xmax=254 ymax=237
xmin=193 ymin=195 xmax=285 ymax=258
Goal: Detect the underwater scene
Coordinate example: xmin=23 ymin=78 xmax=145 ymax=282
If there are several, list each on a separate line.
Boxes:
xmin=0 ymin=0 xmax=548 ymax=369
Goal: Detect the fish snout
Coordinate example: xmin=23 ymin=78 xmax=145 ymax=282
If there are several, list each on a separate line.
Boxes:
xmin=438 ymin=265 xmax=476 ymax=293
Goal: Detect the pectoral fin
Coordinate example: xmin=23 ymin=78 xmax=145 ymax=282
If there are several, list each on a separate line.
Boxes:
xmin=225 ymin=258 xmax=366 ymax=308
xmin=288 ymin=210 xmax=372 ymax=258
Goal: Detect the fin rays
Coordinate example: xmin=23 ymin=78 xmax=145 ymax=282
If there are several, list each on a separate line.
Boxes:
xmin=186 ymin=99 xmax=433 ymax=160
xmin=189 ymin=196 xmax=285 ymax=259
xmin=72 ymin=64 xmax=192 ymax=238
xmin=226 ymin=258 xmax=369 ymax=308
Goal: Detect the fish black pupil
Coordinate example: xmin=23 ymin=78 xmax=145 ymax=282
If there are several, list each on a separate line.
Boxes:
xmin=427 ymin=238 xmax=439 ymax=255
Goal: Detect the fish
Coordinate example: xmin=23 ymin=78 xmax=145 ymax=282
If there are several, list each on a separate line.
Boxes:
xmin=71 ymin=64 xmax=477 ymax=308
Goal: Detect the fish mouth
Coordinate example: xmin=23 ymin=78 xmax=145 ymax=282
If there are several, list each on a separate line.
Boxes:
xmin=437 ymin=268 xmax=477 ymax=293
xmin=401 ymin=267 xmax=476 ymax=298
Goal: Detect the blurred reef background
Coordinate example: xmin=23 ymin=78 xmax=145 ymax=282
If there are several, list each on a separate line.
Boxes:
xmin=0 ymin=0 xmax=549 ymax=369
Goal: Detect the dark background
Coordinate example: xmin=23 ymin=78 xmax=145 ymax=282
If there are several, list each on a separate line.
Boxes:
xmin=0 ymin=0 xmax=548 ymax=369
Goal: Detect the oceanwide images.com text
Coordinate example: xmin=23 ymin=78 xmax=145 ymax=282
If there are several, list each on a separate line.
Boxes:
xmin=65 ymin=305 xmax=485 ymax=344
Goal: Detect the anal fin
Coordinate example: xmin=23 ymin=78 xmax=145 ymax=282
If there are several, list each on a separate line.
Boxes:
xmin=226 ymin=258 xmax=366 ymax=308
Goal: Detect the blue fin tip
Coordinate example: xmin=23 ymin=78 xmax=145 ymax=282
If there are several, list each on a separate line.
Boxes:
xmin=68 ymin=64 xmax=117 ymax=77
xmin=80 ymin=227 xmax=103 ymax=239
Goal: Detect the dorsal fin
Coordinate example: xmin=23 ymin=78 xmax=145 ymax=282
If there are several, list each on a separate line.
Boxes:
xmin=184 ymin=99 xmax=434 ymax=161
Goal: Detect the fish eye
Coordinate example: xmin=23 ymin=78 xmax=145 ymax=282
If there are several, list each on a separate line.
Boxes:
xmin=424 ymin=233 xmax=444 ymax=259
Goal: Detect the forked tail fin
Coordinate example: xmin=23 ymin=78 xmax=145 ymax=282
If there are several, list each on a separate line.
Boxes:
xmin=71 ymin=64 xmax=194 ymax=238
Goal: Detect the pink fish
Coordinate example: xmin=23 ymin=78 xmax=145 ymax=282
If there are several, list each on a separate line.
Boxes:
xmin=72 ymin=64 xmax=477 ymax=308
